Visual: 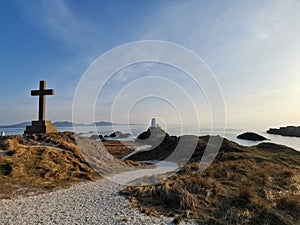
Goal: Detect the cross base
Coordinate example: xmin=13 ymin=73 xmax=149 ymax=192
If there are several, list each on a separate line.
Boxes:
xmin=25 ymin=120 xmax=57 ymax=134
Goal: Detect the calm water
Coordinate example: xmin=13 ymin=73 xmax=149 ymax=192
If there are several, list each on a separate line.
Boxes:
xmin=2 ymin=124 xmax=300 ymax=151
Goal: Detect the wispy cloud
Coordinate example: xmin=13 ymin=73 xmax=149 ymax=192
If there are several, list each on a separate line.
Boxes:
xmin=16 ymin=0 xmax=104 ymax=52
xmin=8 ymin=0 xmax=300 ymax=125
xmin=229 ymin=86 xmax=300 ymax=103
xmin=138 ymin=0 xmax=300 ymax=70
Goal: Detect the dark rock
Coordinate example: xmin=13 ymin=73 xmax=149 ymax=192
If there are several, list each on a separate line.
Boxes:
xmin=267 ymin=126 xmax=300 ymax=137
xmin=136 ymin=127 xmax=169 ymax=146
xmin=89 ymin=134 xmax=106 ymax=142
xmin=137 ymin=129 xmax=151 ymax=140
xmin=237 ymin=132 xmax=267 ymax=141
xmin=99 ymin=135 xmax=106 ymax=142
xmin=109 ymin=132 xmax=118 ymax=138
xmin=130 ymin=135 xmax=227 ymax=163
xmin=0 ymin=163 xmax=12 ymax=176
xmin=109 ymin=131 xmax=130 ymax=139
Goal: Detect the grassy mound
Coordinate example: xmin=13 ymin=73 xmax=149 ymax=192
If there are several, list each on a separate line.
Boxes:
xmin=0 ymin=132 xmax=101 ymax=199
xmin=121 ymin=136 xmax=300 ymax=224
xmin=0 ymin=132 xmax=151 ymax=199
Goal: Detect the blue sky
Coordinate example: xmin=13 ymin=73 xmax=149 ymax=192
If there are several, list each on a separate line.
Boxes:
xmin=0 ymin=0 xmax=300 ymax=129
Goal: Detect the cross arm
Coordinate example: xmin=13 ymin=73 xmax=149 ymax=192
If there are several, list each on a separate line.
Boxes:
xmin=31 ymin=89 xmax=55 ymax=96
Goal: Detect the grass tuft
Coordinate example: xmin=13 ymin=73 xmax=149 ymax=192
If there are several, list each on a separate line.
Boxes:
xmin=121 ymin=136 xmax=300 ymax=224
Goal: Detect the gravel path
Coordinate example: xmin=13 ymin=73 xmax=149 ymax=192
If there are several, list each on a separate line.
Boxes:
xmin=0 ymin=179 xmax=196 ymax=225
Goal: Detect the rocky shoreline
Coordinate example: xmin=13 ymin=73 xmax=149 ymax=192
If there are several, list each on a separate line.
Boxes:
xmin=1 ymin=130 xmax=300 ymax=224
xmin=267 ymin=126 xmax=300 ymax=137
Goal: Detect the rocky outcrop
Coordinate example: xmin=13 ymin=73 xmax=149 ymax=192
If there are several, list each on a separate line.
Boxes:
xmin=237 ymin=132 xmax=268 ymax=141
xmin=136 ymin=127 xmax=169 ymax=147
xmin=267 ymin=126 xmax=300 ymax=137
xmin=89 ymin=134 xmax=106 ymax=142
xmin=122 ymin=135 xmax=300 ymax=225
xmin=109 ymin=131 xmax=130 ymax=139
xmin=129 ymin=134 xmax=248 ymax=162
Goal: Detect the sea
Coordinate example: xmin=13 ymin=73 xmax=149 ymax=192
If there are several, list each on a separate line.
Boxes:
xmin=2 ymin=124 xmax=300 ymax=151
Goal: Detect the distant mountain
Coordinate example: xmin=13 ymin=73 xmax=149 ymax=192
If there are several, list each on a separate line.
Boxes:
xmin=56 ymin=121 xmax=117 ymax=127
xmin=94 ymin=121 xmax=115 ymax=126
xmin=52 ymin=121 xmax=75 ymax=127
xmin=0 ymin=122 xmax=31 ymax=129
xmin=0 ymin=121 xmax=123 ymax=128
xmin=0 ymin=121 xmax=75 ymax=129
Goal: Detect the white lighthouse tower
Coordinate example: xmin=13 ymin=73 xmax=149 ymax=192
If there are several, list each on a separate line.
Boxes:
xmin=151 ymin=118 xmax=156 ymax=128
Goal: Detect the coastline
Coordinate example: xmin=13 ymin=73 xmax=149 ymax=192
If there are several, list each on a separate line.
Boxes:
xmin=0 ymin=131 xmax=299 ymax=224
xmin=1 ymin=125 xmax=300 ymax=151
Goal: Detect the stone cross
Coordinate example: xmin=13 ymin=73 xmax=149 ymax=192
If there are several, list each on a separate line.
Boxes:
xmin=31 ymin=80 xmax=54 ymax=122
xmin=24 ymin=80 xmax=57 ymax=134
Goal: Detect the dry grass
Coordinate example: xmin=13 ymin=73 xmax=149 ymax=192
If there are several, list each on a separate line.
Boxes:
xmin=276 ymin=195 xmax=300 ymax=218
xmin=102 ymin=140 xmax=137 ymax=159
xmin=0 ymin=132 xmax=101 ymax=199
xmin=0 ymin=133 xmax=152 ymax=199
xmin=121 ymin=136 xmax=300 ymax=224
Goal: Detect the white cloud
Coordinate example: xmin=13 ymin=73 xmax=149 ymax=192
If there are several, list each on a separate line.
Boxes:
xmin=229 ymin=85 xmax=300 ymax=104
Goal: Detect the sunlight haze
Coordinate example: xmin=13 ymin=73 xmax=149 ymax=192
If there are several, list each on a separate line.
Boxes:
xmin=0 ymin=0 xmax=299 ymax=129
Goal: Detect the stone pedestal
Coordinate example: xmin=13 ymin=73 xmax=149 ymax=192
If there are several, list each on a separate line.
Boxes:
xmin=25 ymin=120 xmax=57 ymax=134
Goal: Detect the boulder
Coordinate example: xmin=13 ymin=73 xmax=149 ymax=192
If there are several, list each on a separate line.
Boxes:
xmin=136 ymin=127 xmax=169 ymax=146
xmin=99 ymin=135 xmax=105 ymax=141
xmin=89 ymin=134 xmax=106 ymax=142
xmin=109 ymin=131 xmax=130 ymax=139
xmin=237 ymin=132 xmax=267 ymax=141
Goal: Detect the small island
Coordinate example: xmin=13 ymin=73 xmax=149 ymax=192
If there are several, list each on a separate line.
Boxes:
xmin=267 ymin=126 xmax=300 ymax=138
xmin=237 ymin=132 xmax=268 ymax=141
